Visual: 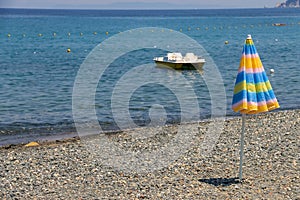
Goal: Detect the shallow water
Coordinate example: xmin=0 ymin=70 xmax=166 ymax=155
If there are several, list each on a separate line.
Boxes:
xmin=0 ymin=8 xmax=300 ymax=144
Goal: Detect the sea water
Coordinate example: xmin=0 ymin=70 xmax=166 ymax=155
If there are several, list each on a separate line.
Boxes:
xmin=0 ymin=8 xmax=299 ymax=145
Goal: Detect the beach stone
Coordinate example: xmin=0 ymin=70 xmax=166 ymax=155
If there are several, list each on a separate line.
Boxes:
xmin=24 ymin=142 xmax=40 ymax=147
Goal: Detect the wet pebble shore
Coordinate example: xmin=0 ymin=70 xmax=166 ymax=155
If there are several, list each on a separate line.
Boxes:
xmin=0 ymin=110 xmax=299 ymax=199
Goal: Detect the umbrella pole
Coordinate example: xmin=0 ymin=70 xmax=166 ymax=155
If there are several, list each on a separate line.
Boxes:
xmin=239 ymin=114 xmax=246 ymax=182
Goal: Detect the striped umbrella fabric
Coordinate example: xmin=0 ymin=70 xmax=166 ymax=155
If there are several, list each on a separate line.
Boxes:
xmin=232 ymin=35 xmax=280 ymax=182
xmin=232 ymin=35 xmax=280 ymax=114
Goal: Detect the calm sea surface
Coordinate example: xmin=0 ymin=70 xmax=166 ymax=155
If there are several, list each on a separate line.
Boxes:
xmin=0 ymin=8 xmax=300 ymax=145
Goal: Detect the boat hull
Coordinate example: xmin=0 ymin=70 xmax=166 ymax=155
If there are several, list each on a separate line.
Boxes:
xmin=155 ymin=61 xmax=205 ymax=70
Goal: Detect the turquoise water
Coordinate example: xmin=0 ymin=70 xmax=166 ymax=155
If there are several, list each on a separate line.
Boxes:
xmin=0 ymin=8 xmax=300 ymax=144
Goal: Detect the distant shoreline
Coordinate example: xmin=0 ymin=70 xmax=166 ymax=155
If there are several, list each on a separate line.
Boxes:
xmin=1 ymin=7 xmax=299 ymax=18
xmin=0 ymin=7 xmax=295 ymax=11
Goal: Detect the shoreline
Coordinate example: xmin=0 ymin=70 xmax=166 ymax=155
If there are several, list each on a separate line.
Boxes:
xmin=0 ymin=109 xmax=299 ymax=199
xmin=1 ymin=108 xmax=299 ymax=149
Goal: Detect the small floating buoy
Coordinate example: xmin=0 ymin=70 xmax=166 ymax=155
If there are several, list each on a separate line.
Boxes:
xmin=270 ymin=68 xmax=275 ymax=74
xmin=53 ymin=32 xmax=57 ymax=37
xmin=7 ymin=33 xmax=11 ymax=37
xmin=273 ymin=23 xmax=286 ymax=26
xmin=225 ymin=41 xmax=229 ymax=45
xmin=93 ymin=32 xmax=97 ymax=35
xmin=25 ymin=141 xmax=39 ymax=147
xmin=80 ymin=32 xmax=83 ymax=36
xmin=67 ymin=48 xmax=71 ymax=53
xmin=38 ymin=33 xmax=42 ymax=37
xmin=105 ymin=31 xmax=109 ymax=35
xmin=68 ymin=32 xmax=71 ymax=37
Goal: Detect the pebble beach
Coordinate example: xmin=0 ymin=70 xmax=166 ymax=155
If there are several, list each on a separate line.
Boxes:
xmin=0 ymin=109 xmax=299 ymax=199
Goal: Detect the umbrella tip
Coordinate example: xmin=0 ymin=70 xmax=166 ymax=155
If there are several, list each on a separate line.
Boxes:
xmin=247 ymin=34 xmax=252 ymax=39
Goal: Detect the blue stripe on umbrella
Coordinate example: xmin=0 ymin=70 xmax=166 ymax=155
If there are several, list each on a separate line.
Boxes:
xmin=235 ymin=71 xmax=269 ymax=85
xmin=232 ymin=90 xmax=277 ymax=105
xmin=243 ymin=44 xmax=258 ymax=55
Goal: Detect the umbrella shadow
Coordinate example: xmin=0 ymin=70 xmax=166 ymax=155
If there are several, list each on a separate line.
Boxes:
xmin=199 ymin=177 xmax=240 ymax=186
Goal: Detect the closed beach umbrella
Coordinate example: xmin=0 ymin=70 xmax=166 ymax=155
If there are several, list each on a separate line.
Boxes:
xmin=232 ymin=34 xmax=280 ymax=182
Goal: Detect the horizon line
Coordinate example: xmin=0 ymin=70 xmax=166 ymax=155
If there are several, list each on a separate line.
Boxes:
xmin=0 ymin=7 xmax=281 ymax=10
